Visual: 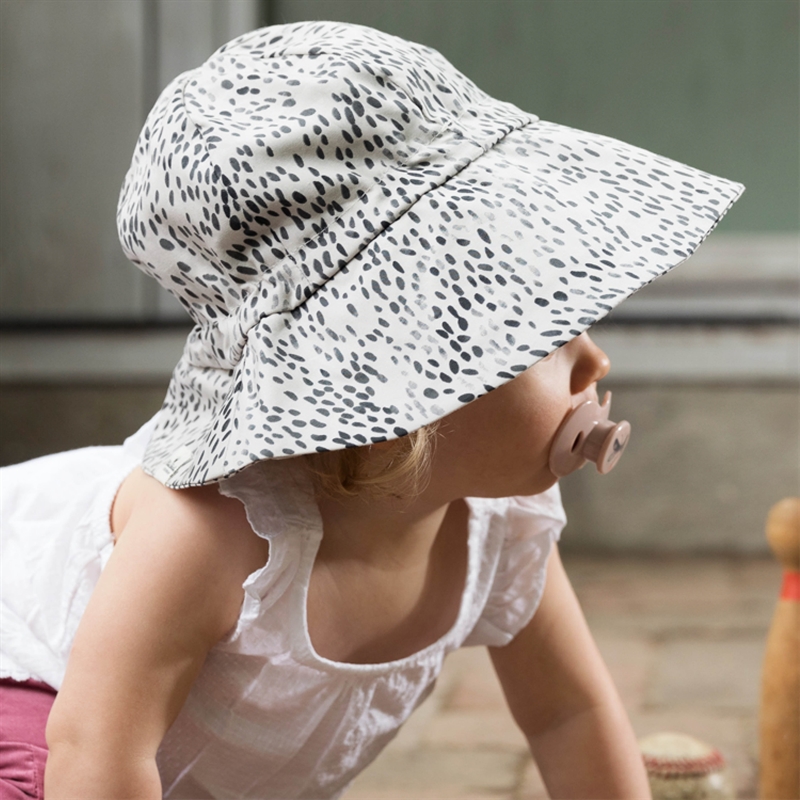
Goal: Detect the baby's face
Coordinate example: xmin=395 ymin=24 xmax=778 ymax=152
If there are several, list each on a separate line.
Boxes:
xmin=436 ymin=332 xmax=611 ymax=498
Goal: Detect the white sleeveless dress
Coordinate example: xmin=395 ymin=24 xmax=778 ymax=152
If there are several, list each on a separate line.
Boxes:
xmin=0 ymin=415 xmax=566 ymax=799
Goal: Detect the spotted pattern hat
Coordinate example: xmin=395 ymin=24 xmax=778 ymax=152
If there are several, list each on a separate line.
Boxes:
xmin=117 ymin=21 xmax=744 ymax=488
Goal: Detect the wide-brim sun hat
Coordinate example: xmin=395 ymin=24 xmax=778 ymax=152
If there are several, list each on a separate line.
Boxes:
xmin=117 ymin=21 xmax=744 ymax=488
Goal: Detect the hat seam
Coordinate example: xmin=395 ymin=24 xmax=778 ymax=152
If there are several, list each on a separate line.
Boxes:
xmin=181 ymin=106 xmax=537 ymax=370
xmin=173 ymin=43 xmax=533 ymax=369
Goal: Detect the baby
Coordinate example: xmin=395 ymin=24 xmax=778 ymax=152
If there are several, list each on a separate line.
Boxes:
xmin=0 ymin=20 xmax=743 ymax=800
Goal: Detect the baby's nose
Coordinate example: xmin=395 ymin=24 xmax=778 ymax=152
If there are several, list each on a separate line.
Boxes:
xmin=570 ymin=333 xmax=611 ymax=395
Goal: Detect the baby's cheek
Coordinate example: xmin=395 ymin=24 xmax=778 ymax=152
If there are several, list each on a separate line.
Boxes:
xmin=523 ymin=393 xmax=571 ymax=445
xmin=505 ymin=415 xmax=559 ymax=471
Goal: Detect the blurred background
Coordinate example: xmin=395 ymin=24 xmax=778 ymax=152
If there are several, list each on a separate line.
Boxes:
xmin=1 ymin=2 xmax=797 ymax=797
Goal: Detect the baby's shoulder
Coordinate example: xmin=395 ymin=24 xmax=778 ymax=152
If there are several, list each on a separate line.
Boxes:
xmin=112 ymin=467 xmax=257 ymax=549
xmin=109 ymin=467 xmax=269 ymax=643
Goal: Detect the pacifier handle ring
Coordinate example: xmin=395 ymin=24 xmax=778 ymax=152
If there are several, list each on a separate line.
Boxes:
xmin=548 ymin=391 xmax=631 ymax=478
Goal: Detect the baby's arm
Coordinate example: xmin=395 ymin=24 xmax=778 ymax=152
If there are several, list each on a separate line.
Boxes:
xmin=45 ymin=468 xmax=267 ymax=799
xmin=490 ymin=546 xmax=651 ymax=800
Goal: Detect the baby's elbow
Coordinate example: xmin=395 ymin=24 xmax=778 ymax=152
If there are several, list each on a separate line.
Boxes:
xmin=44 ymin=707 xmax=95 ymax=795
xmin=45 ymin=712 xmax=162 ymax=800
xmin=44 ymin=696 xmax=78 ymax=754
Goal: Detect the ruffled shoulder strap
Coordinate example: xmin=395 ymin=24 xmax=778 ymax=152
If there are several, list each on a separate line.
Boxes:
xmin=216 ymin=459 xmax=321 ymax=643
xmin=218 ymin=458 xmax=319 ymax=541
xmin=463 ymin=484 xmax=566 ymax=648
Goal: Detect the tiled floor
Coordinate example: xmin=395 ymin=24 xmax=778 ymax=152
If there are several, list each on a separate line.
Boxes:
xmin=343 ymin=556 xmax=782 ymax=799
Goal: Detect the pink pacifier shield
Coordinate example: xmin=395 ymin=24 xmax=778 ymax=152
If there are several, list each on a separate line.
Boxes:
xmin=549 ymin=392 xmax=631 ymax=478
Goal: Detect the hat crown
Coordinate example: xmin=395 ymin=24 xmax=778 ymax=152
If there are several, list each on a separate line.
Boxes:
xmin=117 ymin=21 xmax=531 ymax=360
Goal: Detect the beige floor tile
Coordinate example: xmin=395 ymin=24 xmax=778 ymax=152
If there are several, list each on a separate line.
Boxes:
xmin=445 ymin=647 xmax=509 ymax=712
xmin=345 ymin=791 xmax=514 ymax=800
xmin=343 ymin=749 xmax=524 ymax=798
xmin=515 ymin=757 xmax=548 ymax=800
xmin=565 ymin=556 xmax=779 ymax=620
xmin=421 ymin=709 xmax=528 ymax=750
xmin=647 ymin=637 xmax=765 ymax=710
xmin=593 ymin=632 xmax=655 ymax=710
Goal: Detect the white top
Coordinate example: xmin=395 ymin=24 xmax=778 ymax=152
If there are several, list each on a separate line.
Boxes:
xmin=0 ymin=416 xmax=566 ymax=799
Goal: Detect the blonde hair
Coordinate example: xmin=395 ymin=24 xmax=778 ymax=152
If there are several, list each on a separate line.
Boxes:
xmin=306 ymin=424 xmax=439 ymax=500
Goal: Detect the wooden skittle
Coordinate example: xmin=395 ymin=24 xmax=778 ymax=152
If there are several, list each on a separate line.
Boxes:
xmin=759 ymin=497 xmax=800 ymax=800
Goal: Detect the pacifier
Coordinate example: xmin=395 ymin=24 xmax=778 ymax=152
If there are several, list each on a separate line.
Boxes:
xmin=549 ymin=391 xmax=631 ymax=478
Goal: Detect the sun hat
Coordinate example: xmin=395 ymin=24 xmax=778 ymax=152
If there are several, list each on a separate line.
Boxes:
xmin=117 ymin=20 xmax=744 ymax=488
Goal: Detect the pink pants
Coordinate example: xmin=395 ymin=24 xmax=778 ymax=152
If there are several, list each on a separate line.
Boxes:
xmin=0 ymin=679 xmax=56 ymax=800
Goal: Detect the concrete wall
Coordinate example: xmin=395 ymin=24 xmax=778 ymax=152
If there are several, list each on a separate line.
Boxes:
xmin=558 ymin=379 xmax=799 ymax=554
xmin=0 ymin=383 xmax=167 ymax=467
xmin=0 ymin=0 xmax=263 ymax=321
xmin=0 ymin=0 xmax=148 ymax=319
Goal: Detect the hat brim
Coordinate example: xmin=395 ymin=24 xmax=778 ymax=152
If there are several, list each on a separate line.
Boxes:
xmin=144 ymin=119 xmax=743 ymax=487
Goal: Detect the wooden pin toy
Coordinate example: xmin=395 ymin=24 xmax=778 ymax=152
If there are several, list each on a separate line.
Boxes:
xmin=759 ymin=496 xmax=800 ymax=800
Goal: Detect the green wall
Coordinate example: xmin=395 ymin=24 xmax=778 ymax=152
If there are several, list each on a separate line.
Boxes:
xmin=269 ymin=0 xmax=799 ymax=232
